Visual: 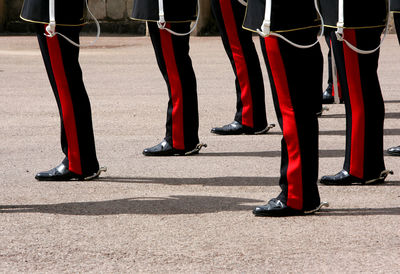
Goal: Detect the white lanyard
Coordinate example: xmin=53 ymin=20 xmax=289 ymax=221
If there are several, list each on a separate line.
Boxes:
xmin=45 ymin=0 xmax=101 ymax=48
xmin=258 ymin=0 xmax=272 ymax=37
xmin=335 ymin=0 xmax=390 ymax=55
xmin=256 ymin=0 xmax=324 ymax=49
xmin=335 ymin=0 xmax=344 ymax=39
xmin=46 ymin=0 xmax=56 ymax=35
xmin=157 ymin=0 xmax=201 ymax=36
xmin=237 ymin=0 xmax=247 ymax=6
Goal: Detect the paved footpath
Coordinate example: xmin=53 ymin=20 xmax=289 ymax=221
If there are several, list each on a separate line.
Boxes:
xmin=0 ymin=35 xmax=399 ymax=273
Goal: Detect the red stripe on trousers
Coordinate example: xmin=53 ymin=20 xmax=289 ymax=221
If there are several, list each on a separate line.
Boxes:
xmin=343 ymin=29 xmax=365 ymax=178
xmin=264 ymin=36 xmax=303 ymax=210
xmin=219 ymin=0 xmax=254 ymax=127
xmin=159 ymin=25 xmax=185 ymax=150
xmin=46 ymin=28 xmax=82 ymax=175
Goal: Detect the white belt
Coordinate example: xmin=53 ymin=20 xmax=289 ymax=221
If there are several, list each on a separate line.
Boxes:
xmin=335 ymin=0 xmax=390 ymax=55
xmin=256 ymin=0 xmax=324 ymax=49
xmin=45 ymin=0 xmax=100 ymax=48
xmin=157 ymin=0 xmax=201 ymax=36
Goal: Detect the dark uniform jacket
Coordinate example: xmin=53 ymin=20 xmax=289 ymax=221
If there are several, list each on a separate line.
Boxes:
xmin=319 ymin=0 xmax=387 ymax=28
xmin=243 ymin=0 xmax=320 ymax=33
xmin=131 ymin=0 xmax=197 ymax=22
xmin=391 ymin=0 xmax=400 ymax=12
xmin=20 ymin=0 xmax=86 ymax=26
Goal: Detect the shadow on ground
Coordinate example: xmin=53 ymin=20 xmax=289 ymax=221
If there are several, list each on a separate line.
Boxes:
xmin=319 ymin=128 xmax=400 ymax=135
xmin=98 ymin=176 xmax=279 ymax=186
xmin=0 ymin=195 xmax=263 ymax=215
xmin=1 ymin=197 xmax=399 ymax=216
xmin=318 ymin=207 xmax=400 ymax=216
xmin=321 ymin=111 xmax=400 ymax=119
xmin=199 ymin=149 xmax=346 ymax=158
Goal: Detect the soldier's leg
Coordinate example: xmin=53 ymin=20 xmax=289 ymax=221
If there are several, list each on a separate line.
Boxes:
xmin=143 ymin=22 xmax=200 ymax=156
xmin=210 ymin=0 xmax=269 ymax=135
xmin=387 ymin=13 xmax=400 ymax=156
xmin=394 ymin=13 xmax=400 ymax=45
xmin=320 ymin=27 xmax=388 ymax=185
xmin=322 ymin=33 xmax=334 ymax=104
xmin=254 ymin=28 xmax=323 ymax=216
xmin=35 ymin=24 xmax=100 ymax=180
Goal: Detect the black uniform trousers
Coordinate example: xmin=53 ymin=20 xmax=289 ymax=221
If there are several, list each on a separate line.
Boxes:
xmin=326 ymin=27 xmax=385 ymax=180
xmin=36 ymin=24 xmax=99 ymax=176
xmin=325 ymin=34 xmax=333 ymax=88
xmin=394 ymin=13 xmax=400 ymax=44
xmin=148 ymin=22 xmax=199 ymax=150
xmin=211 ymin=0 xmax=267 ymax=130
xmin=325 ymin=34 xmax=342 ymax=99
xmin=260 ymin=28 xmax=322 ymax=211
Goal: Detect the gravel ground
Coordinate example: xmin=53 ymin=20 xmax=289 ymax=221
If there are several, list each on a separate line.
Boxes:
xmin=0 ymin=35 xmax=399 ymax=273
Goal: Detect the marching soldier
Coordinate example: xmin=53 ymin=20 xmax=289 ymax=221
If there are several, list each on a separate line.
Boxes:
xmin=387 ymin=0 xmax=400 ymax=156
xmin=243 ymin=0 xmax=325 ymax=216
xmin=20 ymin=0 xmax=104 ymax=180
xmin=319 ymin=0 xmax=392 ymax=185
xmin=210 ymin=0 xmax=272 ymax=135
xmin=130 ymin=0 xmax=206 ymax=156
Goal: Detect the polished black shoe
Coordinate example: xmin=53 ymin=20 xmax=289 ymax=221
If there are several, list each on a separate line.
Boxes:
xmin=387 ymin=145 xmax=400 ymax=156
xmin=253 ymin=198 xmax=330 ymax=217
xmin=322 ymin=86 xmax=334 ymax=104
xmin=320 ymin=169 xmax=393 ymax=185
xmin=211 ymin=121 xmax=274 ymax=135
xmin=320 ymin=170 xmax=361 ymax=185
xmin=253 ymin=198 xmax=305 ymax=217
xmin=143 ymin=139 xmax=207 ymax=156
xmin=35 ymin=163 xmax=106 ymax=181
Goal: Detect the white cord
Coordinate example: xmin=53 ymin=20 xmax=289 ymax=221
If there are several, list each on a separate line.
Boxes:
xmin=45 ymin=0 xmax=56 ymax=36
xmin=157 ymin=0 xmax=201 ymax=36
xmin=237 ymin=0 xmax=247 ymax=6
xmin=335 ymin=0 xmax=390 ymax=55
xmin=256 ymin=0 xmax=324 ymax=49
xmin=45 ymin=0 xmax=101 ymax=48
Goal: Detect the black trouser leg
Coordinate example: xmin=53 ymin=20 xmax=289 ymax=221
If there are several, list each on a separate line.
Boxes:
xmin=211 ymin=0 xmax=267 ymax=130
xmin=329 ymin=27 xmax=385 ymax=179
xmin=260 ymin=28 xmax=322 ymax=210
xmin=325 ymin=33 xmax=333 ymax=89
xmin=148 ymin=22 xmax=199 ymax=150
xmin=36 ymin=24 xmax=99 ymax=175
xmin=394 ymin=13 xmax=400 ymax=44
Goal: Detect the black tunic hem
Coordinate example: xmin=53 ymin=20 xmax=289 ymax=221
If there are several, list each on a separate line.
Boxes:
xmin=242 ymin=24 xmax=320 ymax=34
xmin=129 ymin=17 xmax=195 ymax=24
xmin=323 ymin=24 xmax=387 ymax=30
xmin=20 ymin=15 xmax=87 ymax=27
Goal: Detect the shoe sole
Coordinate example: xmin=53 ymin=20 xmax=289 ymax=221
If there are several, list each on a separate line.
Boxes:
xmin=253 ymin=202 xmax=329 ymax=217
xmin=211 ymin=124 xmax=275 ymax=136
xmin=143 ymin=143 xmax=207 ymax=156
xmin=143 ymin=150 xmax=200 ymax=156
xmin=387 ymin=152 xmax=400 ymax=156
